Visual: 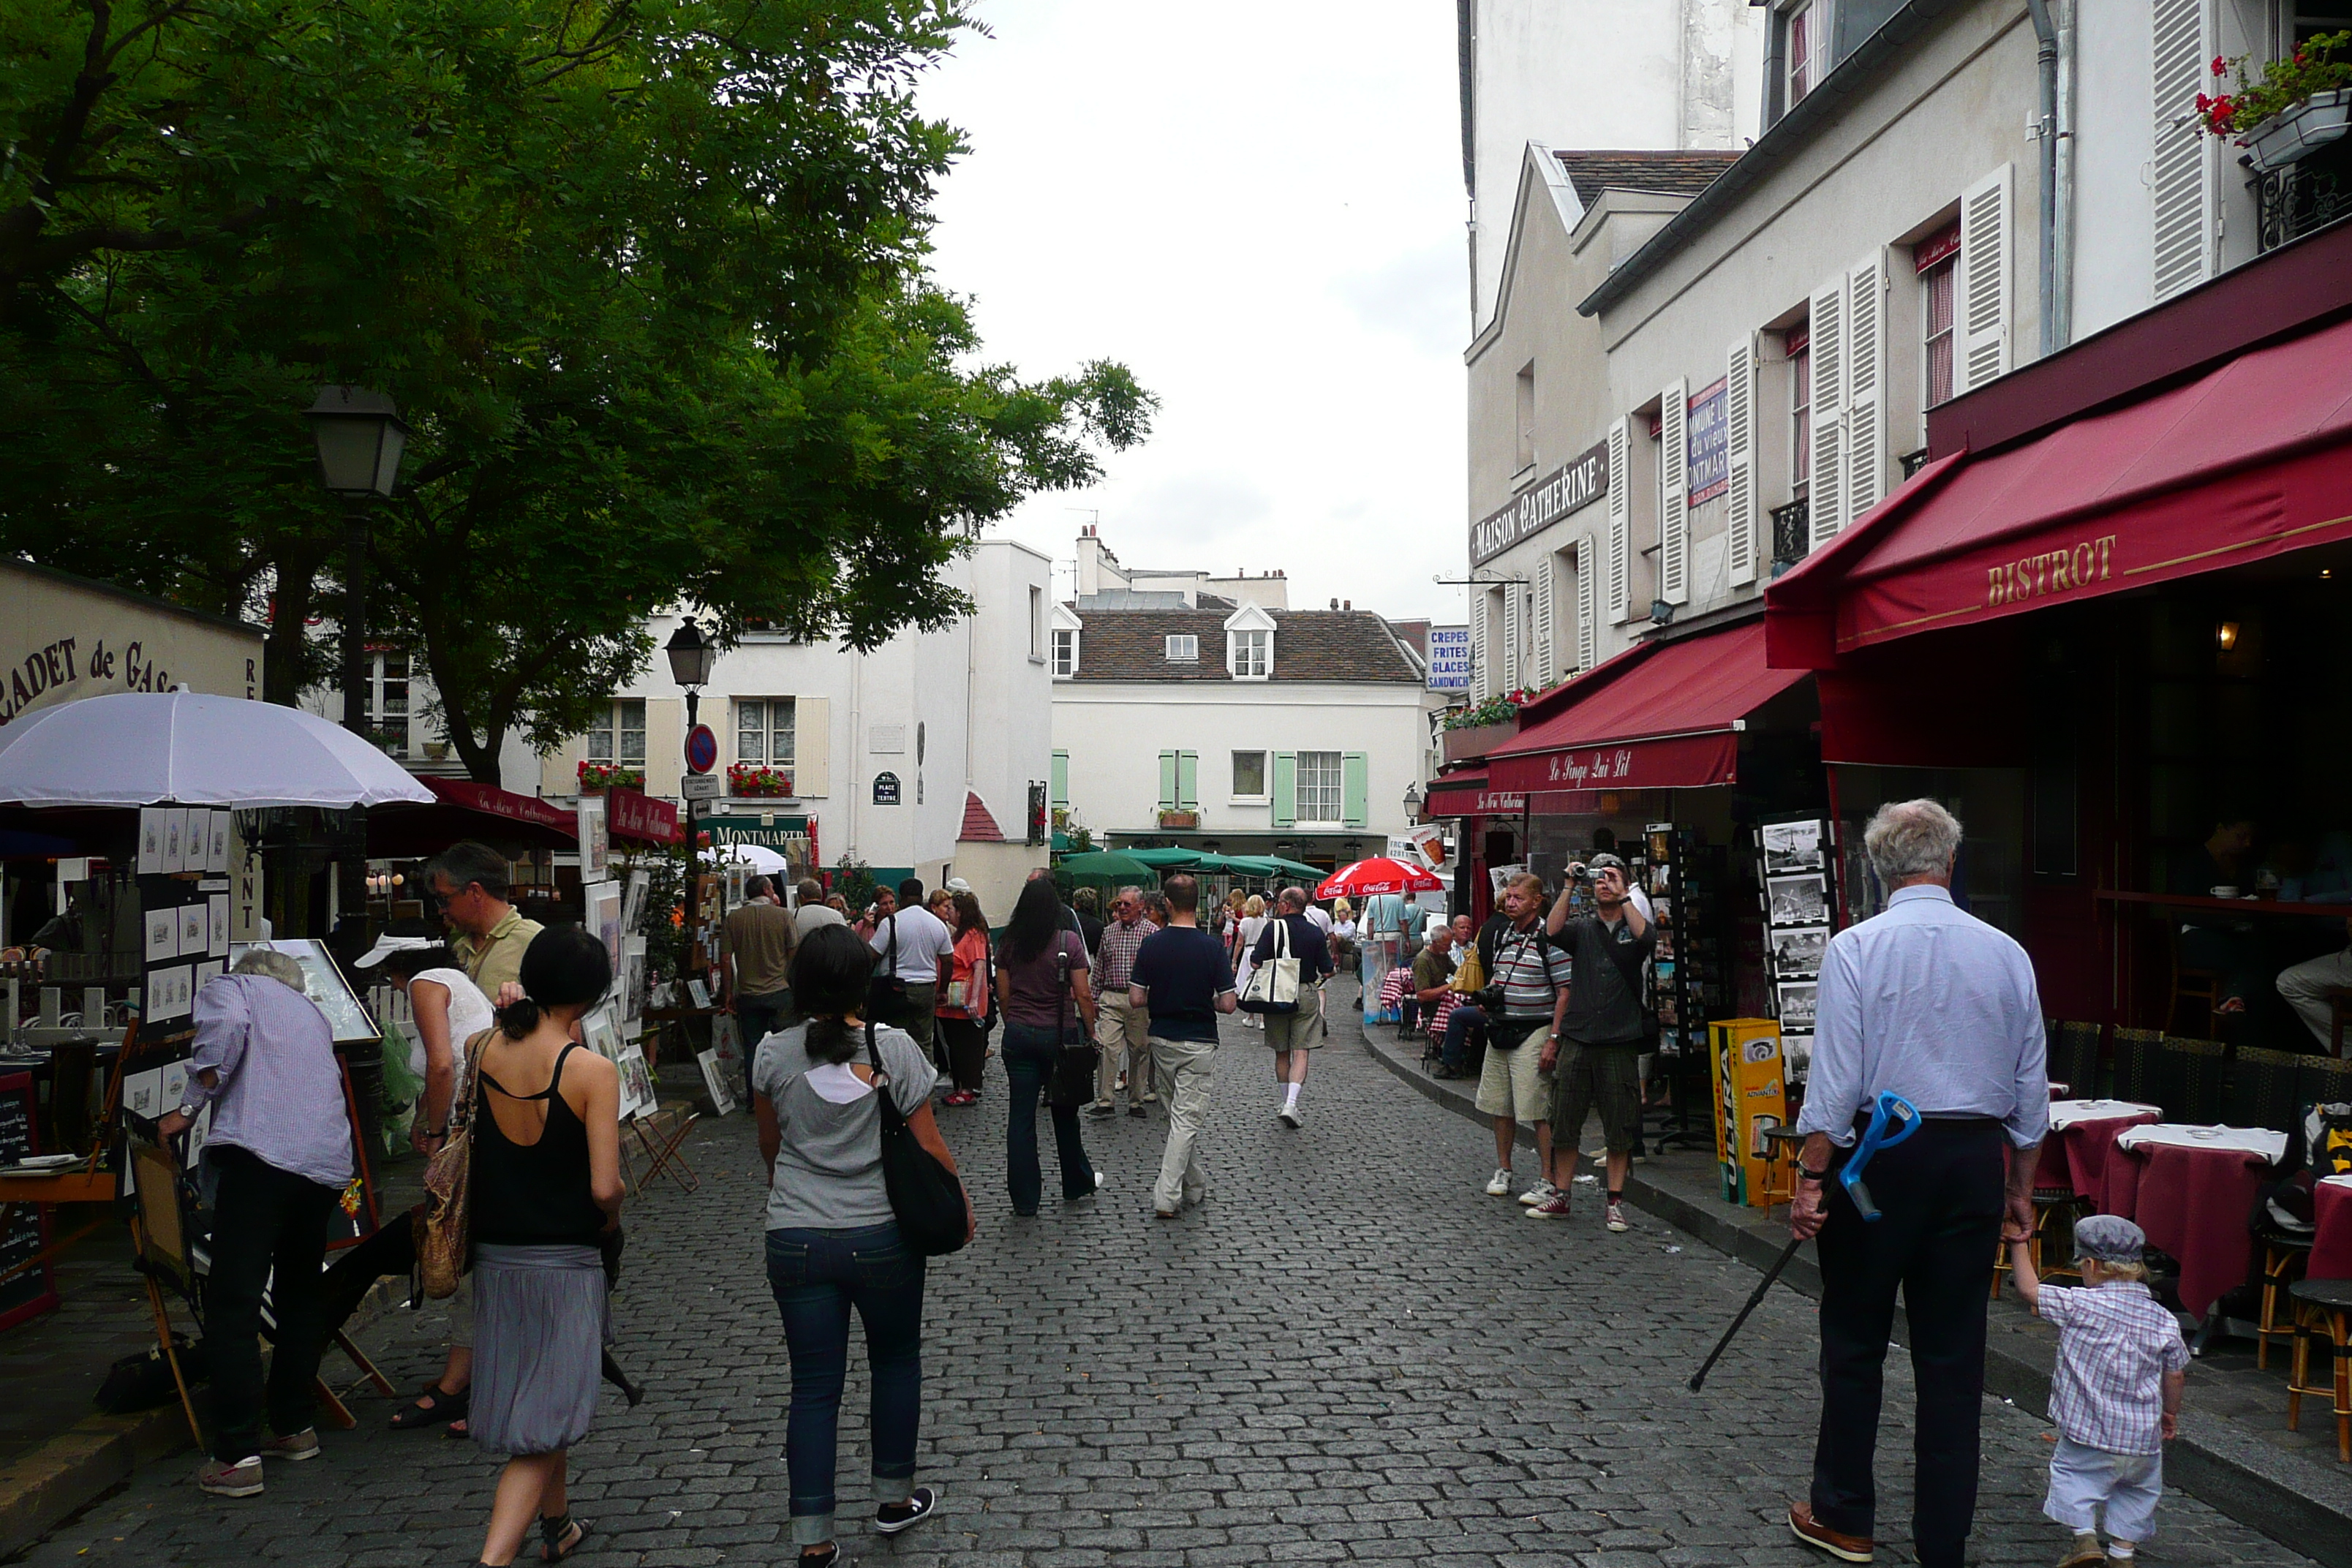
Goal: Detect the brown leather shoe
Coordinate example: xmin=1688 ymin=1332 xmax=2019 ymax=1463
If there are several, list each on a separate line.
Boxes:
xmin=1790 ymin=1501 xmax=1874 ymax=1563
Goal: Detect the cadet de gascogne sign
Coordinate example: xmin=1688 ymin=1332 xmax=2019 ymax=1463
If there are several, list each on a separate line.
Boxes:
xmin=1469 ymin=439 xmax=1608 ymax=567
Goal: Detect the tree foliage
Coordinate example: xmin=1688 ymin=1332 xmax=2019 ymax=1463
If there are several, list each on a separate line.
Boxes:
xmin=0 ymin=0 xmax=1151 ymax=780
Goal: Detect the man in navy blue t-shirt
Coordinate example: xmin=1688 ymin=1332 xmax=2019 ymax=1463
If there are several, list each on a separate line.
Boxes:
xmin=1128 ymin=874 xmax=1237 ymax=1218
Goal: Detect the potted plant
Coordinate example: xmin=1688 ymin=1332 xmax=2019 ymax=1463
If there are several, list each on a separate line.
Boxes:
xmin=576 ymin=760 xmax=645 ymax=794
xmin=2197 ymin=32 xmax=2352 ymax=171
xmin=726 ymin=763 xmax=794 ymax=798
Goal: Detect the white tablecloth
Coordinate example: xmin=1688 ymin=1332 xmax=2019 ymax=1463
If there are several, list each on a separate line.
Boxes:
xmin=2046 ymin=1099 xmax=2164 ymax=1131
xmin=2114 ymin=1123 xmax=2288 ymax=1164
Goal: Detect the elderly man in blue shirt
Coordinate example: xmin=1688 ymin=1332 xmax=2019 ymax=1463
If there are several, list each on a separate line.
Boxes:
xmin=1785 ymin=799 xmax=2048 ymax=1568
xmin=158 ymin=948 xmax=355 ymax=1499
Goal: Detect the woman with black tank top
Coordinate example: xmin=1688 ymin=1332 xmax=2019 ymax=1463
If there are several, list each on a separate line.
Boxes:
xmin=465 ymin=925 xmax=623 ymax=1568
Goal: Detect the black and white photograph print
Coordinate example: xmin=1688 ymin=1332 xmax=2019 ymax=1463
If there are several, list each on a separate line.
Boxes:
xmin=1761 ymin=818 xmax=1826 ymax=874
xmin=1776 ymin=980 xmax=1820 ymax=1032
xmin=1768 ymin=924 xmax=1830 ymax=978
xmin=1765 ymin=872 xmax=1830 ymax=927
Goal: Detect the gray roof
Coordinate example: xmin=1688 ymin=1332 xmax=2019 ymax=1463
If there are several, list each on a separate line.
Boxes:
xmin=1067 ymin=609 xmax=1423 ymax=684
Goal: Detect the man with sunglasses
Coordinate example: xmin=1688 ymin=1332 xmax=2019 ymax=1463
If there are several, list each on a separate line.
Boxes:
xmin=423 ymin=842 xmax=545 ymax=1001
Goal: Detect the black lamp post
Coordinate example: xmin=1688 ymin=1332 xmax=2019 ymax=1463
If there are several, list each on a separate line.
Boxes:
xmin=666 ymin=618 xmax=720 ymax=856
xmin=305 ymin=387 xmax=411 ymax=737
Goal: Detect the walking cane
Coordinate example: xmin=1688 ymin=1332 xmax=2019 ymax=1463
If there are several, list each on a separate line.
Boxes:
xmin=1688 ymin=1090 xmax=1919 ymax=1392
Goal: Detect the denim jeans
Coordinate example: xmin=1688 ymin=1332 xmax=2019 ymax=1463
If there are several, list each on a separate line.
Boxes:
xmin=765 ymin=1224 xmax=926 ymax=1547
xmin=1442 ymin=1004 xmax=1488 ymax=1072
xmin=736 ymin=992 xmax=792 ymax=1101
xmin=1000 ymin=1022 xmax=1096 ymax=1213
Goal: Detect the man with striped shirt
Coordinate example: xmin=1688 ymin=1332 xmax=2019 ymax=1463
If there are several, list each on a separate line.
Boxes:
xmin=1474 ymin=873 xmax=1571 ymax=1202
xmin=1089 ymin=886 xmax=1158 ymax=1117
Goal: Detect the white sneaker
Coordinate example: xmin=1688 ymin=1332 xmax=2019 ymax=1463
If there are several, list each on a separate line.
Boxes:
xmin=1605 ymin=1202 xmax=1632 ymax=1233
xmin=1484 ymin=1168 xmax=1515 ymax=1196
xmin=1516 ymin=1178 xmax=1560 ymax=1207
xmin=1278 ymin=1104 xmax=1303 ymax=1128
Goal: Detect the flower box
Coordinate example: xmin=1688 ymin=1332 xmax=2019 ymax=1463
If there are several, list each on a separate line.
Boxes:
xmin=2245 ymin=87 xmax=2352 ymax=170
xmin=1157 ymin=808 xmax=1200 ymax=829
xmin=728 ymin=764 xmax=794 ymax=798
xmin=576 ymin=761 xmax=644 ymax=794
xmin=1442 ymin=722 xmax=1518 ymax=766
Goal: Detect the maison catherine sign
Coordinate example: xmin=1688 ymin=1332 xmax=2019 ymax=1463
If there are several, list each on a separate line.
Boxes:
xmin=1469 ymin=439 xmax=1609 ymax=566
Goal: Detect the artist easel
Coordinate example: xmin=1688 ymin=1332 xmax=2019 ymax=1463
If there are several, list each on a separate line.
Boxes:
xmin=625 ymin=1105 xmax=701 ymax=1194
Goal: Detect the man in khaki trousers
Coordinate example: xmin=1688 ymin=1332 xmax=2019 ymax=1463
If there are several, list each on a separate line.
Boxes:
xmin=1089 ymin=886 xmax=1159 ymax=1117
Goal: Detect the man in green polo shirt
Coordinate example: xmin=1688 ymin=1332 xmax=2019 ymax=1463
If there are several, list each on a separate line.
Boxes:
xmin=424 ymin=842 xmax=545 ymax=1002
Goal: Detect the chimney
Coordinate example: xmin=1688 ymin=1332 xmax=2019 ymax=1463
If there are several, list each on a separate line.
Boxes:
xmin=1329 ymin=598 xmax=1339 ymax=611
xmin=1343 ymin=600 xmax=1352 ymax=611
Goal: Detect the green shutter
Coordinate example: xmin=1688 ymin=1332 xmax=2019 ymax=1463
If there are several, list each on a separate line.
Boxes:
xmin=1158 ymin=750 xmax=1177 ymax=810
xmin=1050 ymin=750 xmax=1068 ymax=809
xmin=1271 ymin=751 xmax=1297 ymax=828
xmin=1342 ymin=752 xmax=1370 ymax=827
xmin=1177 ymin=750 xmax=1199 ymax=809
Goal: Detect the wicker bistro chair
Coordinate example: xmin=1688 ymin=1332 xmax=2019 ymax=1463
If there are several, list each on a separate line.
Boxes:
xmin=2112 ymin=1028 xmax=2166 ymax=1109
xmin=2296 ymin=1056 xmax=2352 ymax=1134
xmin=2290 ymin=1275 xmax=2352 ymax=1463
xmin=2231 ymin=1046 xmax=2305 ymax=1138
xmin=2049 ymin=1019 xmax=2103 ymax=1101
xmin=2158 ymin=1036 xmax=2228 ymax=1123
xmin=2260 ymin=1223 xmax=2317 ymax=1371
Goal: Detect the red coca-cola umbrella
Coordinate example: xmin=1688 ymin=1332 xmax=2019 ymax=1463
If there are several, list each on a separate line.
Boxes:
xmin=1316 ymin=856 xmax=1443 ymax=900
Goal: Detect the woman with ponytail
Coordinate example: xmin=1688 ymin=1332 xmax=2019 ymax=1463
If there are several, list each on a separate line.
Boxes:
xmin=464 ymin=924 xmax=622 ymax=1567
xmin=753 ymin=924 xmax=964 ymax=1564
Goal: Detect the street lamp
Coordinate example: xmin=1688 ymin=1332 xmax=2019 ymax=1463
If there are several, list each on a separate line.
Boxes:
xmin=1403 ymin=781 xmax=1425 ymax=820
xmin=305 ymin=387 xmax=411 ymax=739
xmin=666 ymin=618 xmax=720 ymax=863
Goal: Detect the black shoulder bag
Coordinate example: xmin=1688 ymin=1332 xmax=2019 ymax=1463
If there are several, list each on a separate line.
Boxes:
xmin=1046 ymin=941 xmax=1100 ymax=1109
xmin=862 ymin=1017 xmax=970 ymax=1256
xmin=867 ymin=913 xmax=908 ymax=1025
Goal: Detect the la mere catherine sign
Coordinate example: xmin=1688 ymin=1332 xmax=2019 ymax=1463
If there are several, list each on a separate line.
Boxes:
xmin=1469 ymin=439 xmax=1608 ymax=567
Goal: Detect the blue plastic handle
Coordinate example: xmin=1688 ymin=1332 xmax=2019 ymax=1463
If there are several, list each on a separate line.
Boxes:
xmin=1840 ymin=1090 xmax=1921 ymax=1222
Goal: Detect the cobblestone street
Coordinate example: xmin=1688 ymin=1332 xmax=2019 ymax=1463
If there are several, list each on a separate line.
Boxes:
xmin=20 ymin=1017 xmax=2321 ymax=1568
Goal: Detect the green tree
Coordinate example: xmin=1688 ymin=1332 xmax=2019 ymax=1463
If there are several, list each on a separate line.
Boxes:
xmin=0 ymin=0 xmax=1150 ymax=777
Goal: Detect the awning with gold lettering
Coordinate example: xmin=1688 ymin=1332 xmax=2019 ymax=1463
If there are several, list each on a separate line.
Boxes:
xmin=1486 ymin=622 xmax=1806 ymax=794
xmin=1765 ymin=313 xmax=2352 ymax=667
xmin=1422 ymin=767 xmax=1598 ymax=818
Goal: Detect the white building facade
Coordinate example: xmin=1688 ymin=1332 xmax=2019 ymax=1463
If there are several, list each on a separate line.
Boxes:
xmin=1464 ymin=0 xmax=2323 ymax=698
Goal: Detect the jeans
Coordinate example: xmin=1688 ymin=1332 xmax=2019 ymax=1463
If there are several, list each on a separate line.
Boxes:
xmin=1000 ymin=1022 xmax=1095 ymax=1213
xmin=737 ymin=992 xmax=792 ymax=1100
xmin=765 ymin=1224 xmax=926 ymax=1548
xmin=203 ymin=1145 xmax=340 ymax=1463
xmin=1442 ymin=1004 xmax=1488 ymax=1072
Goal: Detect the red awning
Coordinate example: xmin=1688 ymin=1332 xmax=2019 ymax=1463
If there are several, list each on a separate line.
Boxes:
xmin=1422 ymin=769 xmax=1599 ymax=818
xmin=1767 ymin=314 xmax=2352 ymax=666
xmin=369 ymin=777 xmax=579 ymax=857
xmin=1487 ymin=621 xmax=1807 ymax=793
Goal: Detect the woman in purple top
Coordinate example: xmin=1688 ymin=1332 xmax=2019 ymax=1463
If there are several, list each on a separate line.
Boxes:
xmin=992 ymin=879 xmax=1102 ymax=1214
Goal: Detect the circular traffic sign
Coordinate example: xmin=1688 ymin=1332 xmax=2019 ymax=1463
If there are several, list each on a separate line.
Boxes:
xmin=684 ymin=723 xmax=718 ymax=774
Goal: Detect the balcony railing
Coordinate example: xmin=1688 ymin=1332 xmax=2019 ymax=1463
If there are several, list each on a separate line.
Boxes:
xmin=2252 ymin=138 xmax=2352 ymax=255
xmin=1900 ymin=448 xmax=1933 ymax=480
xmin=1770 ymin=498 xmax=1810 ymax=577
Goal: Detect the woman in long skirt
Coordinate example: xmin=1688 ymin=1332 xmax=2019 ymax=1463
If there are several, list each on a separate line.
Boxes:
xmin=465 ymin=925 xmax=624 ymax=1567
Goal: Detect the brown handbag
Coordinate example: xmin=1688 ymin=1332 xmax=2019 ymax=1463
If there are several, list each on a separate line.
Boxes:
xmin=415 ymin=1028 xmax=490 ymax=1299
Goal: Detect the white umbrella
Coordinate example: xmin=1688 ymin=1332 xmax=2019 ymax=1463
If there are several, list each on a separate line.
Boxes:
xmin=0 ymin=690 xmax=435 ymax=808
xmin=701 ymin=841 xmax=788 ymax=875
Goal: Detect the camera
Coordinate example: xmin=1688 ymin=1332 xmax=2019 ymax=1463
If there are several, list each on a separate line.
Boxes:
xmin=1566 ymin=860 xmax=1592 ymax=883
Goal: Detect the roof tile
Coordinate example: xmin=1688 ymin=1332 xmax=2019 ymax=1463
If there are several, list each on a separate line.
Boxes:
xmin=1067 ymin=609 xmax=1422 ymax=684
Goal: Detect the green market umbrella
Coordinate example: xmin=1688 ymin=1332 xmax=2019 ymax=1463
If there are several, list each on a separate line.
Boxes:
xmin=1053 ymin=849 xmax=1156 ymax=883
xmin=1122 ymin=847 xmax=1205 ymax=870
xmin=1224 ymin=853 xmax=1322 ymax=883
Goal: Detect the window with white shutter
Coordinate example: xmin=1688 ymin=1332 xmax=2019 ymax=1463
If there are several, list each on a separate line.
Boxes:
xmin=1501 ymin=584 xmax=1523 ymax=692
xmin=1532 ymin=553 xmax=1556 ymax=685
xmin=1726 ymin=336 xmax=1757 ymax=587
xmin=1607 ymin=417 xmax=1632 ymax=624
xmin=1844 ymin=250 xmax=1888 ymax=524
xmin=1470 ymin=592 xmax=1489 ymax=700
xmin=1806 ymin=276 xmax=1847 ymax=551
xmin=1575 ymin=536 xmax=1599 ymax=673
xmin=2150 ymin=0 xmax=2213 ymax=301
xmin=1659 ymin=377 xmax=1689 ymax=606
xmin=1956 ymin=165 xmax=2011 ymax=393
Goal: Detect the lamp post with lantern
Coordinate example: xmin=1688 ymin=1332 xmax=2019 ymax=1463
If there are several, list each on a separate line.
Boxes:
xmin=304 ymin=386 xmax=410 ymax=739
xmin=666 ymin=614 xmax=720 ymax=880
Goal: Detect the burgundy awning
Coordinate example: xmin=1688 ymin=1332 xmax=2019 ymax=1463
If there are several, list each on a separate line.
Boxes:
xmin=368 ymin=777 xmax=578 ymax=857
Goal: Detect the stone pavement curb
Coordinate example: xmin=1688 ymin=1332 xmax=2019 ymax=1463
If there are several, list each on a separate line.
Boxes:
xmin=1357 ymin=1019 xmax=2352 ymax=1568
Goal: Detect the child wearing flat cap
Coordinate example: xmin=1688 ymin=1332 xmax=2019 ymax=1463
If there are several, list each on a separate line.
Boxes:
xmin=2007 ymin=1215 xmax=2190 ymax=1567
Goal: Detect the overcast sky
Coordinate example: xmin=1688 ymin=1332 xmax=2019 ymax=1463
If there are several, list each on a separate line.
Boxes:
xmin=918 ymin=1 xmax=1467 ymax=627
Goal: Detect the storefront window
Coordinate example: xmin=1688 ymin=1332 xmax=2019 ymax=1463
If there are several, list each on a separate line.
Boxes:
xmin=1831 ymin=766 xmax=2026 ymax=937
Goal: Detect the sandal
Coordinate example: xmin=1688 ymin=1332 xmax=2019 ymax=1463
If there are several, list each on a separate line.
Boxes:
xmin=540 ymin=1512 xmax=588 ymax=1562
xmin=391 ymin=1383 xmax=468 ymax=1431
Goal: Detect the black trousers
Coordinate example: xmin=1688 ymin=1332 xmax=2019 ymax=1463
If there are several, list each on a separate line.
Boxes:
xmin=737 ymin=991 xmax=792 ymax=1101
xmin=1810 ymin=1119 xmax=2004 ymax=1567
xmin=204 ymin=1146 xmax=341 ymax=1463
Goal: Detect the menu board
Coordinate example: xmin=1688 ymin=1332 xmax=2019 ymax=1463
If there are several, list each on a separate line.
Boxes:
xmin=0 ymin=1072 xmax=59 ymax=1330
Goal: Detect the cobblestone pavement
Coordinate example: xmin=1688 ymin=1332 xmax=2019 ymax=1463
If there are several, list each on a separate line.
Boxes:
xmin=21 ymin=1015 xmax=2319 ymax=1567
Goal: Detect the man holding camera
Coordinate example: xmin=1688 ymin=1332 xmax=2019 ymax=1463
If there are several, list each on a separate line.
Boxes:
xmin=1472 ymin=873 xmax=1571 ymax=1202
xmin=1529 ymin=854 xmax=1651 ymax=1232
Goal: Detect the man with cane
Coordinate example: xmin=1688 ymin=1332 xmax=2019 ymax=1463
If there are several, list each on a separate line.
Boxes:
xmin=1784 ymin=800 xmax=2048 ymax=1567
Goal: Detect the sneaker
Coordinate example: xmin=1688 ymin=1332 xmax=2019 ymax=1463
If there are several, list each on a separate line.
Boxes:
xmin=1067 ymin=1172 xmax=1106 ymax=1202
xmin=1278 ymin=1105 xmax=1303 ymax=1128
xmin=1483 ymin=1168 xmax=1515 ymax=1197
xmin=1085 ymin=1102 xmax=1118 ymax=1119
xmin=257 ymin=1428 xmax=319 ymax=1462
xmin=875 ymin=1486 xmax=938 ymax=1536
xmin=1516 ymin=1178 xmax=1559 ymax=1207
xmin=1523 ymin=1191 xmax=1574 ymax=1219
xmin=1140 ymin=1091 xmax=1160 ymax=1104
xmin=1126 ymin=1103 xmax=1146 ymax=1117
xmin=197 ymin=1455 xmax=264 ymax=1498
xmin=1605 ymin=1202 xmax=1631 ymax=1233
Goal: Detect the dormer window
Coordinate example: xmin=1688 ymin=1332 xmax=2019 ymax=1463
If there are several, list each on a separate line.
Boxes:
xmin=1052 ymin=628 xmax=1077 ymax=676
xmin=1165 ymin=634 xmax=1199 ymax=662
xmin=1221 ymin=603 xmax=1278 ymax=679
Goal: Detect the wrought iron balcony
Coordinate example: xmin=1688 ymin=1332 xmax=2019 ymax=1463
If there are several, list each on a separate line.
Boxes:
xmin=2251 ymin=138 xmax=2352 ymax=255
xmin=1770 ymin=498 xmax=1810 ymax=576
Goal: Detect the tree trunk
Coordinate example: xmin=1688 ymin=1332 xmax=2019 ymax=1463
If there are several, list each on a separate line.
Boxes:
xmin=262 ymin=546 xmax=324 ymax=706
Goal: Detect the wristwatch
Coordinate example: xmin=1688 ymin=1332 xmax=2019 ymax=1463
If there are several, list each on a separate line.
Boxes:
xmin=1796 ymin=1164 xmax=1830 ymax=1183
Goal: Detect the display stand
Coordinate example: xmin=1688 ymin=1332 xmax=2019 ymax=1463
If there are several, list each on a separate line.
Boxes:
xmin=1644 ymin=824 xmax=1730 ymax=1153
xmin=626 ymin=1108 xmax=702 ymax=1194
xmin=0 ymin=1071 xmax=61 ymax=1330
xmin=1754 ymin=815 xmax=1836 ymax=1085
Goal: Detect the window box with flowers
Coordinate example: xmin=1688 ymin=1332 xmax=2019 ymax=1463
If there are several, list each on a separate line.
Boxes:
xmin=2198 ymin=35 xmax=2352 ymax=171
xmin=576 ymin=761 xmax=645 ymax=794
xmin=728 ymin=763 xmax=794 ymax=798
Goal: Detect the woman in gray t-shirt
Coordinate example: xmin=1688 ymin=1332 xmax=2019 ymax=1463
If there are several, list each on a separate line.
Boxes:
xmin=752 ymin=926 xmax=965 ymax=1565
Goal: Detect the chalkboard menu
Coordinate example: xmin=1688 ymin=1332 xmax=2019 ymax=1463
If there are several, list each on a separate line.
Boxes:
xmin=0 ymin=1071 xmax=60 ymax=1330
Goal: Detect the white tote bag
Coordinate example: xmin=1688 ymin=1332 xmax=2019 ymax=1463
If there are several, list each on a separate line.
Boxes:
xmin=1238 ymin=916 xmax=1303 ymax=1014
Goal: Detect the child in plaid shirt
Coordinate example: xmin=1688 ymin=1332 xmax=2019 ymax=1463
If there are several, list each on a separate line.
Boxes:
xmin=2006 ymin=1215 xmax=2190 ymax=1567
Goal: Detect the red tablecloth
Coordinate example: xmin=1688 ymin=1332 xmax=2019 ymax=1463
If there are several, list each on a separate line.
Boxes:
xmin=2312 ymin=1180 xmax=2352 ymax=1281
xmin=2032 ymin=1109 xmax=2161 ymax=1199
xmin=2110 ymin=1142 xmax=2273 ymax=1319
xmin=1382 ymin=969 xmax=1463 ymax=1040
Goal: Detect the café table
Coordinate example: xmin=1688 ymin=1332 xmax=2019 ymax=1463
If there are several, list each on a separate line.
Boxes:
xmin=2037 ymin=1099 xmax=2162 ymax=1199
xmin=2311 ymin=1175 xmax=2352 ymax=1282
xmin=1377 ymin=968 xmax=1465 ymax=1044
xmin=2108 ymin=1123 xmax=2288 ymax=1322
